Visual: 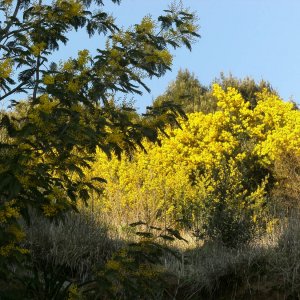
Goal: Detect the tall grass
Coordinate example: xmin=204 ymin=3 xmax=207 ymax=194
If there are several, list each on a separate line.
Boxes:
xmin=160 ymin=210 xmax=300 ymax=299
xmin=23 ymin=209 xmax=123 ymax=282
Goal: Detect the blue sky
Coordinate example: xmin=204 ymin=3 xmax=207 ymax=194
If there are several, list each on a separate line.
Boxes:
xmin=6 ymin=0 xmax=300 ymax=112
xmin=103 ymin=0 xmax=299 ymax=111
xmin=97 ymin=0 xmax=299 ymax=111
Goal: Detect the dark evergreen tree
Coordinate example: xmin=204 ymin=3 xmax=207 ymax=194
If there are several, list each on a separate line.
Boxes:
xmin=154 ymin=70 xmax=276 ymax=114
xmin=153 ymin=69 xmax=212 ymax=113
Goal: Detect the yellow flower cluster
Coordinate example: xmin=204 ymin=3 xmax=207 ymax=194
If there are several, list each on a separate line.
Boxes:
xmin=28 ymin=94 xmax=59 ymax=132
xmin=251 ymin=91 xmax=300 ymax=165
xmin=77 ymin=49 xmax=90 ymax=67
xmin=42 ymin=204 xmax=59 ymax=217
xmin=8 ymin=224 xmax=26 ymax=241
xmin=89 ymin=85 xmax=300 ymax=229
xmin=31 ymin=42 xmax=47 ymax=57
xmin=136 ymin=17 xmax=155 ymax=34
xmin=0 ymin=201 xmax=28 ymax=258
xmin=55 ymin=0 xmax=83 ymax=20
xmin=0 ymin=243 xmax=29 ymax=257
xmin=0 ymin=58 xmax=13 ymax=79
xmin=0 ymin=200 xmax=20 ymax=224
xmin=43 ymin=74 xmax=55 ymax=85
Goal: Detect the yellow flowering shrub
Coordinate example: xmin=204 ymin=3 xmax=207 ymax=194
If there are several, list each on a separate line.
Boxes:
xmin=90 ymin=148 xmax=196 ymax=228
xmin=251 ymin=91 xmax=300 ymax=164
xmin=90 ymin=84 xmax=300 ymax=245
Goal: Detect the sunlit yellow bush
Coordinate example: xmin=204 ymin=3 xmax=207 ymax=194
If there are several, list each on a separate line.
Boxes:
xmin=89 ymin=84 xmax=300 ymax=245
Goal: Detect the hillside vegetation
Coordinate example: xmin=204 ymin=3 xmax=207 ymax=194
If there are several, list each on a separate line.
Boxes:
xmin=1 ymin=0 xmax=300 ymax=297
xmin=67 ymin=79 xmax=300 ymax=298
xmin=91 ymin=83 xmax=300 ymax=244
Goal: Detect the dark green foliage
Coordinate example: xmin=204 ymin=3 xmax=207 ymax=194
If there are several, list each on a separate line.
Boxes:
xmin=0 ymin=0 xmax=199 ymax=296
xmin=154 ymin=70 xmax=276 ymax=114
xmin=91 ymin=221 xmax=183 ymax=300
xmin=153 ymin=69 xmax=212 ymax=114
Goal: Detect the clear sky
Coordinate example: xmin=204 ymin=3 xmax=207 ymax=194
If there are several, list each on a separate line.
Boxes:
xmin=9 ymin=0 xmax=300 ymax=112
xmin=102 ymin=0 xmax=300 ymax=111
xmin=98 ymin=0 xmax=300 ymax=112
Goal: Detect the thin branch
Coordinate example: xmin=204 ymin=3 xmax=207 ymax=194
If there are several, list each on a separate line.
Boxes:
xmin=0 ymin=0 xmax=21 ymax=43
xmin=1 ymin=26 xmax=32 ymax=42
xmin=32 ymin=0 xmax=43 ymax=101
xmin=0 ymin=81 xmax=28 ymax=101
xmin=32 ymin=56 xmax=41 ymax=101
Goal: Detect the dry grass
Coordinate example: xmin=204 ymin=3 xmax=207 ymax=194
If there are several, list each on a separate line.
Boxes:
xmin=21 ymin=208 xmax=300 ymax=299
xmin=22 ymin=195 xmax=300 ymax=299
xmin=157 ymin=211 xmax=300 ymax=299
xmin=23 ymin=209 xmax=123 ymax=281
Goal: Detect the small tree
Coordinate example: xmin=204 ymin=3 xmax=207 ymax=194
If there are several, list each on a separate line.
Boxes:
xmin=0 ymin=0 xmax=199 ymax=293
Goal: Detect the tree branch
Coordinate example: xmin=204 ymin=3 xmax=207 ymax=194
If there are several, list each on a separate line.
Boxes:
xmin=32 ymin=56 xmax=41 ymax=101
xmin=0 ymin=0 xmax=21 ymax=43
xmin=1 ymin=26 xmax=33 ymax=42
xmin=32 ymin=0 xmax=44 ymax=102
xmin=0 ymin=81 xmax=28 ymax=101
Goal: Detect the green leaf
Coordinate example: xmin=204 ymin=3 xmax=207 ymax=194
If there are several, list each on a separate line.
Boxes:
xmin=129 ymin=221 xmax=147 ymax=227
xmin=159 ymin=234 xmax=175 ymax=241
xmin=135 ymin=232 xmax=153 ymax=238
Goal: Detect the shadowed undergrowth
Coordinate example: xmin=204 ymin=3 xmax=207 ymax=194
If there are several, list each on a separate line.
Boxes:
xmin=16 ymin=207 xmax=300 ymax=299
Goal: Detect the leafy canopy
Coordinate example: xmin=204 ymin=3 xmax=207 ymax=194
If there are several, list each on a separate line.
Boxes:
xmin=0 ymin=0 xmax=199 ymax=284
